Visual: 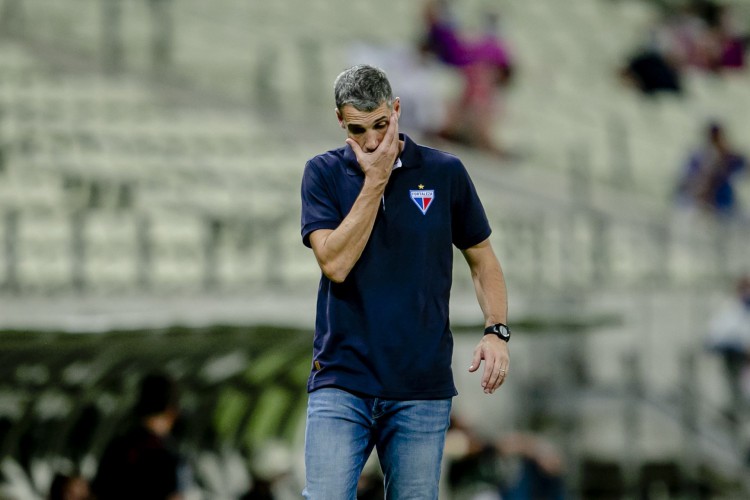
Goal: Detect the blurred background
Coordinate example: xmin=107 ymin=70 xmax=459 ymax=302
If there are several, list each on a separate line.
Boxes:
xmin=0 ymin=0 xmax=749 ymax=498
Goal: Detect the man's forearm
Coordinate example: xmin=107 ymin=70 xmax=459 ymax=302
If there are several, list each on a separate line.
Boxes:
xmin=464 ymin=241 xmax=508 ymax=325
xmin=475 ymin=263 xmax=508 ymax=326
xmin=311 ymin=179 xmax=385 ymax=283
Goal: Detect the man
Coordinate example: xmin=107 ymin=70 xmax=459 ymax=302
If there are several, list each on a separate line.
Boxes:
xmin=300 ymin=64 xmax=510 ymax=499
xmin=92 ymin=372 xmax=189 ymax=500
xmin=706 ymin=274 xmax=750 ymax=417
xmin=675 ymin=121 xmax=746 ymax=218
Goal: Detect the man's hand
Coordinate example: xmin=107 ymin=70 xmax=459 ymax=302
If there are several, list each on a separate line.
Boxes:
xmin=469 ymin=334 xmax=510 ymax=394
xmin=345 ymin=112 xmax=400 ymax=186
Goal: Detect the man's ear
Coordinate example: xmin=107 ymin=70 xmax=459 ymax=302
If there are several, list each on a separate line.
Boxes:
xmin=335 ymin=108 xmax=345 ymax=129
xmin=393 ymin=98 xmax=401 ymax=119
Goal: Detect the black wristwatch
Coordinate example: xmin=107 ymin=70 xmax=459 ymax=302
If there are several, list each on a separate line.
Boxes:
xmin=484 ymin=323 xmax=511 ymax=342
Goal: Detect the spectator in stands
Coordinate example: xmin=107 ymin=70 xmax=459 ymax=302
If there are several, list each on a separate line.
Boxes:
xmin=665 ymin=2 xmax=721 ymax=71
xmin=707 ymin=3 xmax=747 ymax=70
xmin=619 ymin=48 xmax=683 ymax=96
xmin=355 ymin=453 xmax=385 ymax=500
xmin=48 ymin=472 xmax=91 ymax=500
xmin=91 ymin=372 xmax=191 ymax=500
xmin=674 ymin=120 xmax=746 ymax=219
xmin=445 ymin=414 xmax=566 ymax=500
xmin=619 ymin=5 xmax=686 ymax=96
xmin=686 ymin=0 xmax=748 ymax=72
xmin=621 ymin=1 xmax=748 ymax=95
xmin=300 ymin=64 xmax=510 ymax=499
xmin=421 ymin=0 xmax=515 ymax=158
xmin=706 ymin=274 xmax=750 ymax=417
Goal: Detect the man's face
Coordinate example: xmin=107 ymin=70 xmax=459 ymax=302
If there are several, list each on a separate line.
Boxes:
xmin=336 ymin=99 xmax=400 ymax=153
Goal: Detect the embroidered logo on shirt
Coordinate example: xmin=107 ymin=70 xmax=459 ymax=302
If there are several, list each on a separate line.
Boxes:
xmin=410 ymin=186 xmax=434 ymax=215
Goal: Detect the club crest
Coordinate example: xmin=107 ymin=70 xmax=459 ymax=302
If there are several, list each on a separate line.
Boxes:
xmin=410 ymin=188 xmax=434 ymax=215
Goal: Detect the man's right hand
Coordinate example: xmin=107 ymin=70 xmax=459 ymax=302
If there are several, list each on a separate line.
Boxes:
xmin=345 ymin=112 xmax=400 ymax=187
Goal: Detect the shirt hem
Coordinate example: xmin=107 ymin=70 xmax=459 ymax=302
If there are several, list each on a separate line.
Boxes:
xmin=308 ymin=380 xmax=457 ymax=401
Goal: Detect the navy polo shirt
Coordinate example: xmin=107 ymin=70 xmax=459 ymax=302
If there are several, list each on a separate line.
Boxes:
xmin=300 ymin=134 xmax=491 ymax=399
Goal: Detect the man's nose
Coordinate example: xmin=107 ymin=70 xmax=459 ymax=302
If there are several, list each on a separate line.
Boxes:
xmin=364 ymin=131 xmax=379 ymax=153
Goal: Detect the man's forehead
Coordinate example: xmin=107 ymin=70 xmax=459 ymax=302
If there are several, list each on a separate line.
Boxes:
xmin=340 ymin=103 xmax=390 ymax=124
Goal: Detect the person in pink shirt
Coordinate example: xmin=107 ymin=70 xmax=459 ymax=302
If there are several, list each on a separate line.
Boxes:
xmin=423 ymin=0 xmax=515 ymax=158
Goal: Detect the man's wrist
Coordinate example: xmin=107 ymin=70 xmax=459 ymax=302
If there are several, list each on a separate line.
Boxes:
xmin=362 ymin=176 xmax=388 ymax=193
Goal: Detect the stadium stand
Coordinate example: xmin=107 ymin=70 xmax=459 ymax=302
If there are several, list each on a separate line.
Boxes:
xmin=1 ymin=0 xmax=749 ymax=497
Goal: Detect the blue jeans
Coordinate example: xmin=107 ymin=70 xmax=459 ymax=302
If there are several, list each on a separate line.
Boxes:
xmin=303 ymin=388 xmax=452 ymax=500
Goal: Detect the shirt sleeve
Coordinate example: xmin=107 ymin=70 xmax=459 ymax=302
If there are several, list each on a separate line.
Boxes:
xmin=451 ymin=161 xmax=491 ymax=250
xmin=300 ymin=158 xmax=342 ymax=248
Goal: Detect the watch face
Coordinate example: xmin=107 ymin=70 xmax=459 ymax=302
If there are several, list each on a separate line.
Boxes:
xmin=485 ymin=324 xmax=510 ymax=341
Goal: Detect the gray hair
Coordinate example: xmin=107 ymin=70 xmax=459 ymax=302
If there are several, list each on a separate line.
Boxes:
xmin=334 ymin=65 xmax=393 ymax=112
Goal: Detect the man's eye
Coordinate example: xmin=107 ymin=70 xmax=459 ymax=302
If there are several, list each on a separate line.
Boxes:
xmin=375 ymin=123 xmax=387 ymax=129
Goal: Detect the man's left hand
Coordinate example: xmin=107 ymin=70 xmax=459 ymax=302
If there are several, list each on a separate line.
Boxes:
xmin=469 ymin=335 xmax=510 ymax=394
